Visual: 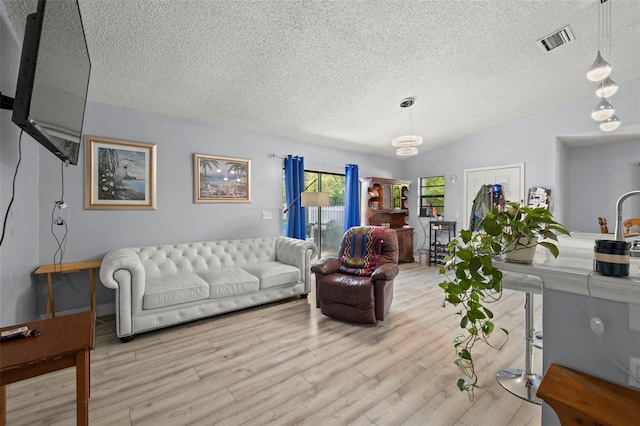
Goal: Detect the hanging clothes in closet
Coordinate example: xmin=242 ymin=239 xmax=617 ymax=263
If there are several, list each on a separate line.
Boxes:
xmin=469 ymin=184 xmax=504 ymax=230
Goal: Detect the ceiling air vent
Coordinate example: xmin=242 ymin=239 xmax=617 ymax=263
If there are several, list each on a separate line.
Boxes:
xmin=537 ymin=26 xmax=574 ymax=52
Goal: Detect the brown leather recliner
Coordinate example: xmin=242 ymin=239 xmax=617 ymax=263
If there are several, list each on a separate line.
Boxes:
xmin=310 ymin=227 xmax=400 ymax=324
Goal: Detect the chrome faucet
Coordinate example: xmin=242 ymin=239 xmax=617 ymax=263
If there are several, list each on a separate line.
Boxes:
xmin=614 ymin=190 xmax=640 ymax=241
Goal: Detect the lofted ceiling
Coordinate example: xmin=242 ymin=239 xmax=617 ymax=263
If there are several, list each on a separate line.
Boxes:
xmin=3 ymin=0 xmax=640 ymax=158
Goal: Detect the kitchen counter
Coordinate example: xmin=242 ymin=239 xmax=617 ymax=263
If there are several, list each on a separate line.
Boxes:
xmin=493 ymin=232 xmax=640 ymax=426
xmin=494 ymin=233 xmax=640 ymax=304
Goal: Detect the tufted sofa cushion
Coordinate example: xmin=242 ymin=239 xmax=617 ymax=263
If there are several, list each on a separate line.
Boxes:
xmin=245 ymin=261 xmax=300 ymax=289
xmin=143 ymin=273 xmax=209 ymax=309
xmin=198 ymin=268 xmax=260 ymax=298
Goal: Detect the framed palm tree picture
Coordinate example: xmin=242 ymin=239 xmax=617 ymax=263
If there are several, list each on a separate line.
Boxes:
xmin=193 ymin=154 xmax=251 ymax=203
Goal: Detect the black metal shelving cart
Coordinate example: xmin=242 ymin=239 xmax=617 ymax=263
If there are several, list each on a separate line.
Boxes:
xmin=428 ymin=221 xmax=457 ymax=266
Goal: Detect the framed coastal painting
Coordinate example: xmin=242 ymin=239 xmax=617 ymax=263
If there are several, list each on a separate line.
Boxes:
xmin=194 ymin=154 xmax=251 ymax=203
xmin=85 ymin=136 xmax=157 ymax=210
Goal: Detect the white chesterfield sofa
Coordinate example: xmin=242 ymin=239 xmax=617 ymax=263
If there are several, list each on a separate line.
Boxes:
xmin=99 ymin=236 xmax=316 ymax=342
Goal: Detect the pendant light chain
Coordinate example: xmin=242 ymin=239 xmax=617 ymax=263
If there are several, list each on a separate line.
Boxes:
xmin=408 ymin=103 xmax=414 ymax=135
xmin=607 ymin=0 xmax=612 ymax=64
xmin=597 ymin=0 xmax=602 ymax=53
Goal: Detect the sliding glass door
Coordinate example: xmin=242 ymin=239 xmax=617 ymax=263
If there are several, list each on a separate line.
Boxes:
xmin=283 ymin=170 xmax=345 ymax=257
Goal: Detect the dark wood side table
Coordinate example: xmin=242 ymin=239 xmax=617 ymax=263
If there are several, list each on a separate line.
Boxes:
xmin=0 ymin=311 xmax=96 ymax=426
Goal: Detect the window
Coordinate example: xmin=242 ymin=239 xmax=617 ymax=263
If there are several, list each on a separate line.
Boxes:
xmin=419 ymin=176 xmax=445 ymax=217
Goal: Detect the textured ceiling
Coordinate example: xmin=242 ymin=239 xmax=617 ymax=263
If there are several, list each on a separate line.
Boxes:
xmin=3 ymin=0 xmax=640 ymax=158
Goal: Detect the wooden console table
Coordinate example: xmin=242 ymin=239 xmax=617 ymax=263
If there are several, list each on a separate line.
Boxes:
xmin=0 ymin=311 xmax=96 ymax=426
xmin=34 ymin=260 xmax=102 ymax=319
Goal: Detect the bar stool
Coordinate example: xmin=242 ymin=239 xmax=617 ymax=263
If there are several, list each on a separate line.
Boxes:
xmin=496 ymin=272 xmax=544 ymax=404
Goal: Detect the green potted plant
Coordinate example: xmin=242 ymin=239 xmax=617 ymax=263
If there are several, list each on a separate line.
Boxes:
xmin=485 ymin=201 xmax=570 ymax=264
xmin=438 ymin=201 xmax=569 ymax=400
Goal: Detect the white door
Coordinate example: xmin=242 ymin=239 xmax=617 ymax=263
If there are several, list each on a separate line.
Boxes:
xmin=463 ymin=163 xmax=525 ymax=229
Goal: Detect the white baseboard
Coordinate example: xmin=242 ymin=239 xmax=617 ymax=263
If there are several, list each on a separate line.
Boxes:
xmin=37 ymin=302 xmax=115 ymax=320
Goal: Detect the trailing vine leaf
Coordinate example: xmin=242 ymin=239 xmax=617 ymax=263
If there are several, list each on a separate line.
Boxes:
xmin=439 ymin=201 xmax=569 ymax=401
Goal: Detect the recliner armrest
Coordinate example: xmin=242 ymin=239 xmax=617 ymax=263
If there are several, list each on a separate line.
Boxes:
xmin=371 ymin=263 xmax=400 ymax=282
xmin=311 ymin=257 xmax=341 ymax=275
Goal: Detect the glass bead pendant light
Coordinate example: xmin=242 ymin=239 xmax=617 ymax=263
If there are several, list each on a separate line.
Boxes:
xmin=396 ymin=146 xmax=418 ymax=156
xmin=599 ymin=114 xmax=621 ymax=132
xmin=587 ymin=51 xmax=612 ymax=82
xmin=591 ymin=96 xmax=615 ymax=121
xmin=588 ymin=0 xmax=620 ymax=131
xmin=595 ymin=76 xmax=618 ymax=97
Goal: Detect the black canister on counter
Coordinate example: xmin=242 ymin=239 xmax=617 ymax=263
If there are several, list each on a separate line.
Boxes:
xmin=594 ymin=240 xmax=631 ymax=277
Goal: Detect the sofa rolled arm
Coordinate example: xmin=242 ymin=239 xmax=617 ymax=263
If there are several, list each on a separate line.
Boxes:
xmin=310 ymin=257 xmax=341 ymax=276
xmin=371 ymin=263 xmax=400 ymax=282
xmin=275 ymin=237 xmax=317 ymax=263
xmin=275 ymin=237 xmax=317 ymax=293
xmin=100 ymin=248 xmax=145 ymax=289
xmin=100 ymin=248 xmax=146 ymax=339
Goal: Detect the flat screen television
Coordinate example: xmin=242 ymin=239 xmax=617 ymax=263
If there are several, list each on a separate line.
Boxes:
xmin=11 ymin=0 xmax=91 ymax=166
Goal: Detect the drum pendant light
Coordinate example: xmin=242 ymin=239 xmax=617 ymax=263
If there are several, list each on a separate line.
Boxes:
xmin=392 ymin=98 xmax=422 ymax=156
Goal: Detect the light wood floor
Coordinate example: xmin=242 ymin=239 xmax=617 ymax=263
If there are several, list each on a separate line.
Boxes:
xmin=5 ymin=263 xmax=543 ymax=425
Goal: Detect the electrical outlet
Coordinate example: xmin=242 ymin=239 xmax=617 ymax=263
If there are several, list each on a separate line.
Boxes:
xmin=629 ymin=357 xmax=640 ymax=389
xmin=261 ymin=211 xmax=272 ymax=220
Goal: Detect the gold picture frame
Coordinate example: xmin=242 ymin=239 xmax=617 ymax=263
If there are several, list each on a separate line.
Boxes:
xmin=84 ymin=136 xmax=157 ymax=210
xmin=194 ymin=154 xmax=251 ymax=203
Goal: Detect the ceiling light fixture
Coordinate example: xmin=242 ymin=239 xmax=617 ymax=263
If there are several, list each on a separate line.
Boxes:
xmin=591 ymin=96 xmax=615 ymax=121
xmin=587 ymin=50 xmax=611 ymax=82
xmin=396 ymin=146 xmax=419 ymax=156
xmin=392 ymin=134 xmax=423 ymax=148
xmin=392 ymin=97 xmax=422 ymax=156
xmin=595 ymin=76 xmax=618 ymax=97
xmin=586 ymin=0 xmax=612 ymax=82
xmin=588 ymin=0 xmax=621 ymax=131
xmin=599 ymin=114 xmax=621 ymax=132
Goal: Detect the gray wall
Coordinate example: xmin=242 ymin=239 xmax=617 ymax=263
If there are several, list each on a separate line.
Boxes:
xmin=34 ymin=101 xmax=401 ymax=314
xmin=0 ymin=3 xmax=40 ymax=325
xmin=567 ymin=139 xmax=640 ymax=233
xmin=400 ymin=78 xmax=640 ymax=251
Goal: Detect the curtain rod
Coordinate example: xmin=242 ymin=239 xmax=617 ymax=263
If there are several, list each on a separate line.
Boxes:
xmin=269 ymin=153 xmax=346 ymax=169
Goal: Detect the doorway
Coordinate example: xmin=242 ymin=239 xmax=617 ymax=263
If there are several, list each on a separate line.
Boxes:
xmin=463 ymin=163 xmax=525 ymax=228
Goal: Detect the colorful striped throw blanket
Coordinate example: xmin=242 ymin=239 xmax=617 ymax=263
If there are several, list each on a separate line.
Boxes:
xmin=339 ymin=226 xmax=386 ymax=276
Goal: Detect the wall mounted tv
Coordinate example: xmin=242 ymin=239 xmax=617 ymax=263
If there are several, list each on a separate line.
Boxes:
xmin=11 ymin=0 xmax=91 ymax=166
